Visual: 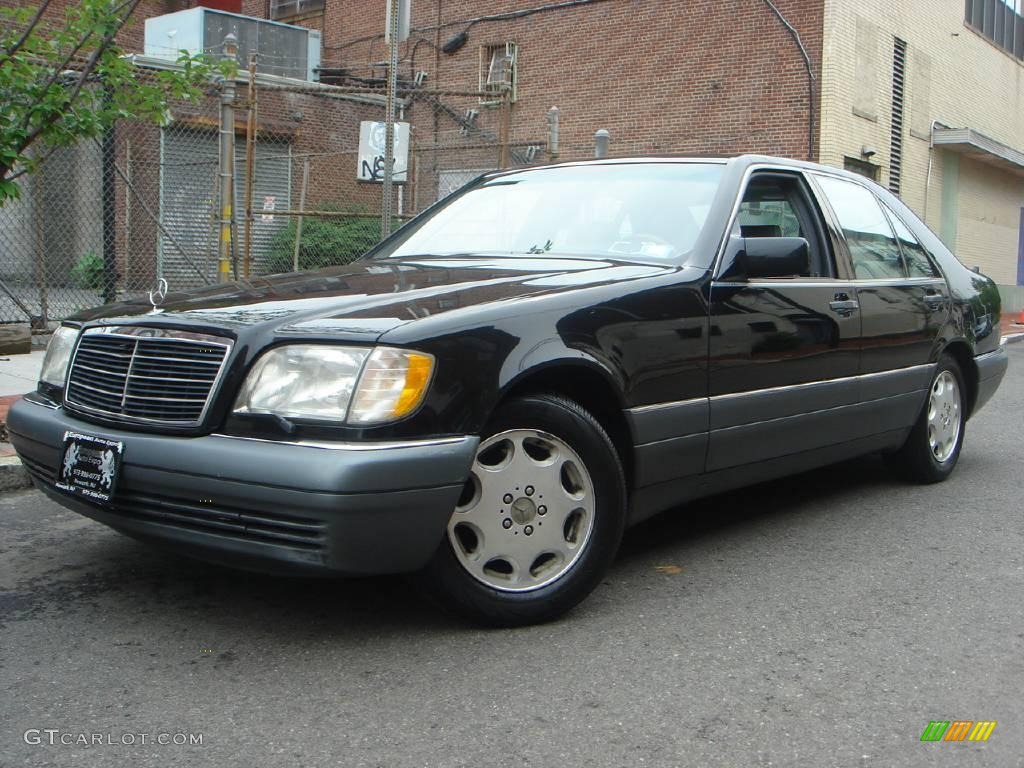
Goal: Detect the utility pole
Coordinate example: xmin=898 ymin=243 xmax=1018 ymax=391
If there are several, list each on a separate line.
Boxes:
xmin=498 ymin=91 xmax=511 ymax=169
xmin=382 ymin=0 xmax=409 ymax=239
xmin=243 ymin=52 xmax=257 ymax=280
xmin=218 ymin=33 xmax=238 ymax=283
xmin=101 ymin=87 xmax=117 ymax=304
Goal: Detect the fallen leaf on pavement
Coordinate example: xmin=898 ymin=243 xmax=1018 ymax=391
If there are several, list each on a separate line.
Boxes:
xmin=654 ymin=564 xmax=685 ymax=575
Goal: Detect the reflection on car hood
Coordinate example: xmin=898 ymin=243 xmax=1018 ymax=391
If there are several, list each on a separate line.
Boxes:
xmin=67 ymin=256 xmax=680 ymax=340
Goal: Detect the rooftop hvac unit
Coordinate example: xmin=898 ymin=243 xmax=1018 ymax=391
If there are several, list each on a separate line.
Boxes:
xmin=144 ymin=8 xmax=321 ymax=81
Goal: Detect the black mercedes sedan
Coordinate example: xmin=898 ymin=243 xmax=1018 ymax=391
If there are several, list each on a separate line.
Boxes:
xmin=8 ymin=155 xmax=1008 ymax=626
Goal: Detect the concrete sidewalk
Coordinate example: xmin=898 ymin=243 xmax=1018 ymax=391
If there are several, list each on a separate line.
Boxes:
xmin=0 ymin=349 xmax=44 ymax=398
xmin=1001 ymin=315 xmax=1024 ymax=343
xmin=0 ymin=351 xmax=42 ymax=489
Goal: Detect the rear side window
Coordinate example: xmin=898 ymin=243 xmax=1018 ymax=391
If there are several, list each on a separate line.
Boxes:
xmin=815 ymin=175 xmax=905 ymax=280
xmin=882 ymin=203 xmax=939 ymax=278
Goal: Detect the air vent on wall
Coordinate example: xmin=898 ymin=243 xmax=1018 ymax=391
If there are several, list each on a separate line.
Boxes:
xmin=889 ymin=37 xmax=907 ymax=196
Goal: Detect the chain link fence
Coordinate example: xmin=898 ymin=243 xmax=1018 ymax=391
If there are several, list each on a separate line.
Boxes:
xmin=0 ymin=62 xmax=559 ymax=326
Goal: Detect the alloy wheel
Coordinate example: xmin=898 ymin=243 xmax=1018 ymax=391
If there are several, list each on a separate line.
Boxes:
xmin=927 ymin=370 xmax=961 ymax=462
xmin=448 ymin=429 xmax=596 ymax=592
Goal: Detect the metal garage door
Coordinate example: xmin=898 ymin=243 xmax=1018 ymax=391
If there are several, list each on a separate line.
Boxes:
xmin=159 ymin=128 xmax=291 ymax=288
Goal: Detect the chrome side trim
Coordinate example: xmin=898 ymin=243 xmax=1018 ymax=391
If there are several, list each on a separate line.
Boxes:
xmin=210 ymin=434 xmax=474 ymax=452
xmin=23 ymin=393 xmax=60 ymax=410
xmin=627 ymin=362 xmax=937 ymax=413
xmin=850 ymin=277 xmax=945 ymax=287
xmin=710 ymin=362 xmax=935 ymax=401
xmin=629 ymin=396 xmax=707 ymax=414
xmin=713 ymin=277 xmax=946 ymax=289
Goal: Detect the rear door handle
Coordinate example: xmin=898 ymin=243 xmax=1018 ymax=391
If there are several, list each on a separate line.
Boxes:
xmin=924 ymin=292 xmax=946 ymax=310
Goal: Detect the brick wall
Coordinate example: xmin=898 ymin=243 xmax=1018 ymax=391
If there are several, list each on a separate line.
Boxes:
xmin=270 ymin=0 xmax=824 ymax=164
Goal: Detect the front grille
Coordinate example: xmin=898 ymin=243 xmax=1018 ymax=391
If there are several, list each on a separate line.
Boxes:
xmin=65 ymin=327 xmax=231 ymax=427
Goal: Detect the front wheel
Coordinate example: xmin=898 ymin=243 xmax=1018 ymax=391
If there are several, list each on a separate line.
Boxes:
xmin=894 ymin=355 xmax=967 ymax=483
xmin=421 ymin=393 xmax=627 ymax=627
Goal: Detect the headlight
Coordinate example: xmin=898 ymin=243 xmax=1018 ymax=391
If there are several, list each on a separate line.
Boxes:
xmin=233 ymin=345 xmax=369 ymax=420
xmin=233 ymin=345 xmax=434 ymax=424
xmin=39 ymin=326 xmax=79 ymax=388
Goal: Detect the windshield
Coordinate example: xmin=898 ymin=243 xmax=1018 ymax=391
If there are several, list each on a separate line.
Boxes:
xmin=372 ymin=163 xmax=724 ymax=263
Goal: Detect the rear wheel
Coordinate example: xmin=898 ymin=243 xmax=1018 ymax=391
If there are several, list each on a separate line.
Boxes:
xmin=895 ymin=355 xmax=966 ymax=483
xmin=422 ymin=393 xmax=626 ymax=627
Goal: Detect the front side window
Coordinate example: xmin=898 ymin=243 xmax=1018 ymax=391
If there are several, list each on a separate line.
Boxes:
xmin=815 ymin=175 xmax=905 ymax=280
xmin=373 ymin=163 xmax=725 ymax=264
xmin=735 ymin=173 xmax=833 ymax=278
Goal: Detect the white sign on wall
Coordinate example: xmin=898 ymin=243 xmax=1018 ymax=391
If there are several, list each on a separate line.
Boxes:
xmin=357 ymin=121 xmax=410 ymax=183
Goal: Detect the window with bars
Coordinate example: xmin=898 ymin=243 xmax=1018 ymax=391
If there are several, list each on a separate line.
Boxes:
xmin=965 ymin=0 xmax=1024 ymax=59
xmin=889 ymin=37 xmax=906 ymax=197
xmin=270 ymin=0 xmax=325 ymax=20
xmin=479 ymin=43 xmax=518 ymax=104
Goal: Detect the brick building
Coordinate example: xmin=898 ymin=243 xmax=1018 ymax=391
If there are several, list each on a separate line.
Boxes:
xmin=243 ymin=0 xmax=1023 ymax=307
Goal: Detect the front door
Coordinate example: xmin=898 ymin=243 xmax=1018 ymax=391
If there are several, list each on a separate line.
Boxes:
xmin=707 ymin=170 xmax=861 ymax=471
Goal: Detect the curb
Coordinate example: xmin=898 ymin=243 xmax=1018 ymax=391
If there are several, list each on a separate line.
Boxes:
xmin=1002 ymin=332 xmax=1024 ymax=346
xmin=0 ymin=455 xmax=31 ymax=493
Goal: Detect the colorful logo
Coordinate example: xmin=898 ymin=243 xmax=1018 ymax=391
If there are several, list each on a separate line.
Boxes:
xmin=920 ymin=721 xmax=997 ymax=742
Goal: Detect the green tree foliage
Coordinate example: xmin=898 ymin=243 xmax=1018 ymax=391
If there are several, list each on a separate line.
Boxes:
xmin=70 ymin=250 xmax=105 ymax=290
xmin=0 ymin=0 xmax=235 ymax=203
xmin=266 ymin=215 xmax=382 ymax=274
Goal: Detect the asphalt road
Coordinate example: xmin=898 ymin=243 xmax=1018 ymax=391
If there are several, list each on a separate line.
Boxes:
xmin=1 ymin=346 xmax=1022 ymax=768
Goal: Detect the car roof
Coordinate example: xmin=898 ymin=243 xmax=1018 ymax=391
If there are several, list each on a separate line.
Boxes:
xmin=484 ymin=154 xmax=880 ymax=188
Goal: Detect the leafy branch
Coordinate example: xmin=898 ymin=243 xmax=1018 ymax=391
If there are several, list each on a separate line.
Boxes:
xmin=0 ymin=0 xmax=236 ymax=203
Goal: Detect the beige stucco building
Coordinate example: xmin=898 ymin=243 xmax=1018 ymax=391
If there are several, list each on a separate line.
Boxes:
xmin=818 ymin=0 xmax=1024 ymax=310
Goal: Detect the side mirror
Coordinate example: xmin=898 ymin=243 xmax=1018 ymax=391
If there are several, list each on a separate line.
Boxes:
xmin=742 ymin=237 xmax=809 ymax=279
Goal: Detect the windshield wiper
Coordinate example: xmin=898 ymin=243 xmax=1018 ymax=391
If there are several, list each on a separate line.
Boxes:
xmin=526 ymin=240 xmax=553 ymax=254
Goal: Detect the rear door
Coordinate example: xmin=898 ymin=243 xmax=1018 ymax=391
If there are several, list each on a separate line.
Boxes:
xmin=706 ymin=169 xmax=862 ymax=471
xmin=811 ymin=173 xmax=946 ymax=424
xmin=811 ymin=174 xmax=947 ymax=367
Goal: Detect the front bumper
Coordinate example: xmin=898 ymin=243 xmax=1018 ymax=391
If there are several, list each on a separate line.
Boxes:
xmin=7 ymin=397 xmax=478 ymax=576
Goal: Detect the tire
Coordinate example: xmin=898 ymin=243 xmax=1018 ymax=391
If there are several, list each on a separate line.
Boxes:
xmin=894 ymin=354 xmax=967 ymax=483
xmin=421 ymin=393 xmax=627 ymax=627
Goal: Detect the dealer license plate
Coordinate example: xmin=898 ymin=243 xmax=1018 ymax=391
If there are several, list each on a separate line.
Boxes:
xmin=55 ymin=431 xmax=124 ymax=503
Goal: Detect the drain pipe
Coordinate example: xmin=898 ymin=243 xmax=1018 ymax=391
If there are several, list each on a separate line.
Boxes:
xmin=923 ymin=119 xmax=949 ymax=226
xmin=760 ymin=0 xmax=815 ymax=160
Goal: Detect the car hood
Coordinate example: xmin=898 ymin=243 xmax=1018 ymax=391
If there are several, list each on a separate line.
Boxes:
xmin=68 ymin=256 xmax=681 ymax=341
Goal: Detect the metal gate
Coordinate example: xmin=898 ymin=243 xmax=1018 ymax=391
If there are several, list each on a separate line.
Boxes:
xmin=158 ymin=127 xmax=291 ymax=288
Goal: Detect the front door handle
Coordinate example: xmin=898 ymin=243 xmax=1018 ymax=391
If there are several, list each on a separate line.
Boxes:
xmin=829 ymin=297 xmax=859 ymax=316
